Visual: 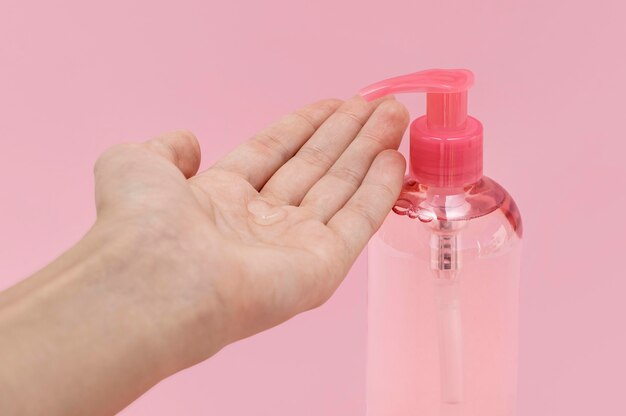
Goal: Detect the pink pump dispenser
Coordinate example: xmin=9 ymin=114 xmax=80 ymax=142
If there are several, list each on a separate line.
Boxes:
xmin=360 ymin=69 xmax=482 ymax=188
xmin=362 ymin=69 xmax=523 ymax=416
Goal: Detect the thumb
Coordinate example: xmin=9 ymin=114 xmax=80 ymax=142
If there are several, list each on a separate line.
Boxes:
xmin=143 ymin=130 xmax=201 ymax=179
xmin=93 ymin=130 xmax=201 ymax=214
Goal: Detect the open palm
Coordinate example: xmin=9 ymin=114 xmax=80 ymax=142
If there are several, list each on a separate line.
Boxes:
xmin=93 ymin=96 xmax=409 ymax=357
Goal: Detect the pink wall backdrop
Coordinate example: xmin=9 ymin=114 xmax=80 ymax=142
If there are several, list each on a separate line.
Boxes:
xmin=1 ymin=0 xmax=625 ymax=414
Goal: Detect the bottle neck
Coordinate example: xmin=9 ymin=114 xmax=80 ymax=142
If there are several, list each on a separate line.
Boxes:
xmin=424 ymin=185 xmax=471 ymax=210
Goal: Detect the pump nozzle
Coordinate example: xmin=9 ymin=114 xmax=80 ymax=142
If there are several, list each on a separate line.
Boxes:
xmin=361 ymin=69 xmax=473 ymax=131
xmin=359 ymin=68 xmax=473 ymax=97
xmin=359 ymin=69 xmax=483 ymax=188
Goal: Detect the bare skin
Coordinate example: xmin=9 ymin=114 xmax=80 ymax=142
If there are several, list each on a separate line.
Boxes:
xmin=0 ymin=96 xmax=409 ymax=415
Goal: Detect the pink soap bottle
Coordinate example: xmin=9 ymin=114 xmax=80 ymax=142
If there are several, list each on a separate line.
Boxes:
xmin=362 ymin=69 xmax=523 ymax=416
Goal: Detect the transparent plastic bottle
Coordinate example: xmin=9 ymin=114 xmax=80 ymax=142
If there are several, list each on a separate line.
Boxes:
xmin=361 ymin=70 xmax=523 ymax=416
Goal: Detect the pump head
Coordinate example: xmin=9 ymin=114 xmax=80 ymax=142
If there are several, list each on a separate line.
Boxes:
xmin=360 ymin=69 xmax=483 ymax=188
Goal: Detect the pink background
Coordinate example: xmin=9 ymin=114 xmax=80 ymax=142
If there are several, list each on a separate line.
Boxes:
xmin=1 ymin=0 xmax=625 ymax=414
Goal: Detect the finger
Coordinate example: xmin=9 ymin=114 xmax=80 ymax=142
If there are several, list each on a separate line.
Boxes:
xmin=209 ymin=99 xmax=342 ymax=190
xmin=327 ymin=150 xmax=406 ymax=261
xmin=143 ymin=130 xmax=201 ymax=178
xmin=300 ymin=99 xmax=409 ymax=222
xmin=93 ymin=130 xmax=200 ymax=212
xmin=95 ymin=130 xmax=201 ymax=181
xmin=259 ymin=95 xmax=392 ymax=206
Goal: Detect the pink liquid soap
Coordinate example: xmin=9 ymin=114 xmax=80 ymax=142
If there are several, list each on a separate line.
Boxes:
xmin=360 ymin=70 xmax=523 ymax=416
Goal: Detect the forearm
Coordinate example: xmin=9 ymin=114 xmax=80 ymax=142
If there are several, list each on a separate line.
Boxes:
xmin=0 ymin=228 xmax=179 ymax=416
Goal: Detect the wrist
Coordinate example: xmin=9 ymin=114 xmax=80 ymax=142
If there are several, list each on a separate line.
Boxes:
xmin=85 ymin=218 xmax=228 ymax=371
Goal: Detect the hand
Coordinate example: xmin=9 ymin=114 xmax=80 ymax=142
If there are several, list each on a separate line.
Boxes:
xmin=0 ymin=96 xmax=409 ymax=416
xmin=94 ymin=95 xmax=408 ymax=355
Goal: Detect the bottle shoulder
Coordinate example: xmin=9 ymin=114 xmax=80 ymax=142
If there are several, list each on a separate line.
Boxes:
xmin=374 ymin=176 xmax=523 ymax=259
xmin=392 ymin=176 xmax=523 ymax=239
